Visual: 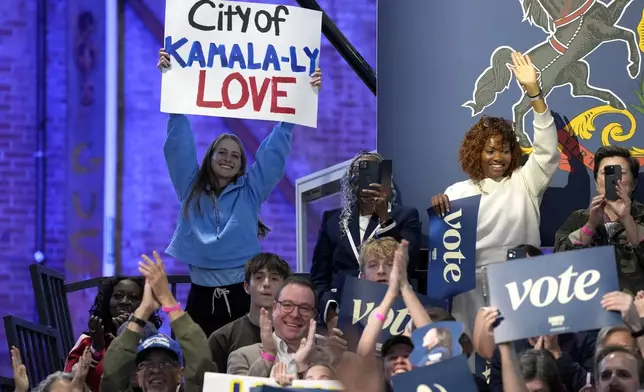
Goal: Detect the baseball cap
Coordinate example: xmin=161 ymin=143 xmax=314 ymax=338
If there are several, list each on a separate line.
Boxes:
xmin=381 ymin=335 xmax=414 ymax=358
xmin=136 ymin=334 xmax=183 ymax=365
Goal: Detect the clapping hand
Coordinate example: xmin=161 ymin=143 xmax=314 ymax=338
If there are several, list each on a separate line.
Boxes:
xmin=88 ymin=316 xmax=106 ymax=352
xmin=11 ymin=347 xmax=28 ymax=392
xmin=138 ymin=251 xmax=174 ymax=307
xmin=260 ymin=307 xmax=277 ymax=358
xmin=71 ymin=347 xmax=92 ymax=392
xmin=294 ymin=319 xmax=317 ymax=372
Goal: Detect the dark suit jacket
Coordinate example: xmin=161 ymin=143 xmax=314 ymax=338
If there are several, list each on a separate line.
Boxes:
xmin=310 ymin=205 xmax=421 ymax=321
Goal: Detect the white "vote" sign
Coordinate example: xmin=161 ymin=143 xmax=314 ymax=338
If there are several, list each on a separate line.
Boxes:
xmin=506 ymin=265 xmax=600 ymax=310
xmin=487 ymin=246 xmax=621 ymax=343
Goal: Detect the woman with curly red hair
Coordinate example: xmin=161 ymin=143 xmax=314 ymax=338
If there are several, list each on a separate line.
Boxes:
xmin=430 ymin=52 xmax=559 ymax=335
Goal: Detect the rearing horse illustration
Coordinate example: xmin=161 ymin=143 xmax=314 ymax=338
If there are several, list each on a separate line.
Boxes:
xmin=463 ymin=0 xmax=641 ymax=148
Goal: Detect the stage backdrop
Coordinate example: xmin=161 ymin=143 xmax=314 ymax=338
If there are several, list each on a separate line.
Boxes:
xmin=378 ymin=0 xmax=644 ymax=246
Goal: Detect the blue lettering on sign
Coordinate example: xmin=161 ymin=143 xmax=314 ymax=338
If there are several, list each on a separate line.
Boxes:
xmin=164 ymin=36 xmax=319 ymax=74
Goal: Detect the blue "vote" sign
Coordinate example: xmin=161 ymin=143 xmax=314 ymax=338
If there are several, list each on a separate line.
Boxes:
xmin=486 ymin=246 xmax=621 ymax=343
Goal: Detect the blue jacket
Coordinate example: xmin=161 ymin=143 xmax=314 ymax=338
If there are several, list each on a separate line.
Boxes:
xmin=163 ymin=114 xmax=294 ymax=269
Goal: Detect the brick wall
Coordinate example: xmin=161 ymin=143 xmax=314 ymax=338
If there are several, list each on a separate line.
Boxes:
xmin=0 ymin=0 xmax=68 ymax=374
xmin=120 ymin=0 xmax=377 ymax=275
xmin=0 ymin=0 xmax=376 ymax=373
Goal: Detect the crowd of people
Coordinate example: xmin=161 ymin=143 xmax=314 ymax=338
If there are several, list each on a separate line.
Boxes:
xmin=10 ymin=48 xmax=644 ymax=392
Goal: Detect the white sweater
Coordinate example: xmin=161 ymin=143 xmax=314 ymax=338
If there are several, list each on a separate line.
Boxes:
xmin=444 ymin=109 xmax=559 ymax=268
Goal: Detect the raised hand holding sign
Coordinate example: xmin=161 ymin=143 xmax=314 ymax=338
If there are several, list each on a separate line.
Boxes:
xmin=161 ymin=0 xmax=323 ymax=127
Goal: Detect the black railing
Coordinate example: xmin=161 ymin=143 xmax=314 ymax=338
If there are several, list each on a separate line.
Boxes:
xmin=295 ymin=0 xmax=376 ymax=95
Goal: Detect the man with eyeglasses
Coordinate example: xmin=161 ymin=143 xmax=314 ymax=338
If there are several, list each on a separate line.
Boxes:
xmin=134 ymin=334 xmax=183 ymax=392
xmin=228 ymin=276 xmax=343 ymax=377
xmin=101 ymin=251 xmax=216 ymax=392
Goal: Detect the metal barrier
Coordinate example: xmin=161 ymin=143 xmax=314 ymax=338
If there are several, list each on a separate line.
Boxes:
xmin=3 ymin=316 xmax=64 ymax=386
xmin=30 ymin=264 xmax=75 ymax=356
xmin=0 ymin=376 xmax=14 ymax=392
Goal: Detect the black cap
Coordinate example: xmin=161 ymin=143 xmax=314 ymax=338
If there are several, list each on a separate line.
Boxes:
xmin=381 ymin=335 xmax=414 ymax=358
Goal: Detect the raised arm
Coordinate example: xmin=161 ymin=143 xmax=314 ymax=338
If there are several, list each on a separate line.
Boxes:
xmin=245 ymin=121 xmax=295 ymax=206
xmin=139 ymin=251 xmax=217 ymax=390
xmin=397 ymin=240 xmax=431 ymax=328
xmin=246 ymin=69 xmax=322 ymax=206
xmin=163 ymin=114 xmax=199 ymax=201
xmin=356 ymin=264 xmax=400 ymax=357
xmin=512 ymin=52 xmax=559 ymax=199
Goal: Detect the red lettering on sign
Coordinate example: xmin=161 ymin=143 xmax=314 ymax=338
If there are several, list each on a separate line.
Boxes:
xmin=271 ymin=76 xmax=296 ymax=114
xmin=196 ymin=70 xmax=297 ymax=114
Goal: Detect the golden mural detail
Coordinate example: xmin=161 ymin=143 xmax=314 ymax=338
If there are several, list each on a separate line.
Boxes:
xmin=72 ymin=142 xmax=103 ymax=174
xmin=638 ymin=9 xmax=644 ymax=53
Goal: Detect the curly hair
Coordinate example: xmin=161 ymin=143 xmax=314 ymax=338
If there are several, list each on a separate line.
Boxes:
xmin=339 ymin=151 xmax=398 ymax=235
xmin=458 ymin=116 xmax=521 ymax=182
xmin=87 ymin=277 xmax=162 ymax=337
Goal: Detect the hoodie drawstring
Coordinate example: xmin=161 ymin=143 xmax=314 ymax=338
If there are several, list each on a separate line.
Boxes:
xmin=212 ymin=287 xmax=231 ymax=317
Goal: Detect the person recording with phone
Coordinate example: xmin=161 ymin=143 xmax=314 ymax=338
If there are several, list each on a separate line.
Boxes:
xmin=310 ymin=151 xmax=421 ymax=328
xmin=428 ymin=52 xmax=559 ymax=336
xmin=555 ymin=145 xmax=644 ymax=296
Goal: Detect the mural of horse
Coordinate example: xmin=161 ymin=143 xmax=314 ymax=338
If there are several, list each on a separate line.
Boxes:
xmin=463 ymin=0 xmax=641 ymax=148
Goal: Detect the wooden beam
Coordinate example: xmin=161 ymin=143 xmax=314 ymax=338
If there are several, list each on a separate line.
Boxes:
xmin=123 ymin=0 xmax=323 ymax=249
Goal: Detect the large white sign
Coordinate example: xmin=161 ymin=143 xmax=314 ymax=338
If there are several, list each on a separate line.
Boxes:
xmin=203 ymin=372 xmax=343 ymax=392
xmin=161 ymin=0 xmax=322 ymax=128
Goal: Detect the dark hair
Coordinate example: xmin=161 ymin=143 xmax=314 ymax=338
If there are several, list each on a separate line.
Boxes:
xmin=520 ymin=349 xmax=567 ymax=392
xmin=593 ymin=146 xmax=640 ymax=181
xmin=459 ymin=116 xmax=521 ymax=181
xmin=181 ymin=133 xmax=271 ymax=237
xmin=594 ymin=345 xmax=644 ymax=385
xmin=515 ymin=244 xmax=543 ymax=257
xmin=87 ymin=277 xmax=162 ymax=337
xmin=244 ymin=252 xmax=293 ymax=283
xmin=424 ymin=307 xmax=473 ymax=358
xmin=275 ymin=276 xmax=317 ymax=307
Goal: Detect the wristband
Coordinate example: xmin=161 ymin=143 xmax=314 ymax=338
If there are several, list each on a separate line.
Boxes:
xmin=581 ymin=225 xmax=594 ymax=237
xmin=261 ymin=351 xmax=276 ymax=362
xmin=162 ymin=303 xmax=181 ymax=313
xmin=374 ymin=312 xmax=386 ymax=322
xmin=127 ymin=314 xmax=147 ymax=328
xmin=527 ymin=89 xmax=542 ymax=98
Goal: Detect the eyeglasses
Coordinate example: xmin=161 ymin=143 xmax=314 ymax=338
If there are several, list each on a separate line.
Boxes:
xmin=277 ymin=300 xmax=315 ymax=317
xmin=137 ymin=360 xmax=178 ymax=372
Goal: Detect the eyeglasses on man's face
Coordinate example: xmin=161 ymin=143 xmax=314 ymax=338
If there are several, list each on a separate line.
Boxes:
xmin=277 ymin=300 xmax=315 ymax=317
xmin=137 ymin=359 xmax=179 ymax=372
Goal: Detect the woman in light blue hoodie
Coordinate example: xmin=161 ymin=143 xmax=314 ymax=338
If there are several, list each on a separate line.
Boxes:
xmin=157 ymin=49 xmax=322 ymax=337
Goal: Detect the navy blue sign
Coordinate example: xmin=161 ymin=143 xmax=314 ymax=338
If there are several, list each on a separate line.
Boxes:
xmin=427 ymin=195 xmax=481 ymax=299
xmin=391 ymin=354 xmax=477 ymax=392
xmin=337 ymin=276 xmax=447 ymax=351
xmin=409 ymin=321 xmax=464 ymax=367
xmin=487 ymin=246 xmax=621 ymax=343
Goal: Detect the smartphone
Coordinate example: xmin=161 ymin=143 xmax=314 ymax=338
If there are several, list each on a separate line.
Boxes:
xmin=604 ymin=164 xmax=622 ymax=201
xmin=358 ymin=160 xmax=382 ymax=191
xmin=507 ymin=247 xmax=527 ymax=260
